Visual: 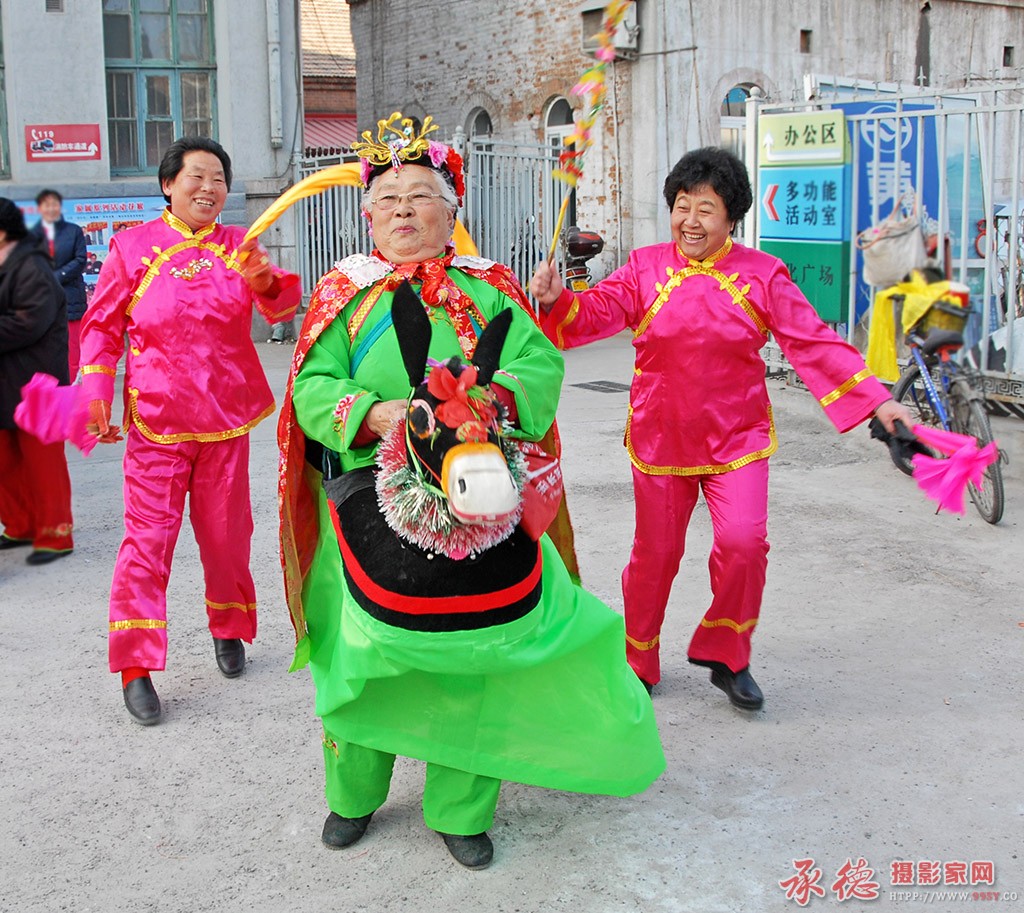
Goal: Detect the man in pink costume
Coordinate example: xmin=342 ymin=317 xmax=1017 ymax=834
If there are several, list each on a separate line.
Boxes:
xmin=531 ymin=147 xmax=911 ymax=710
xmin=80 ymin=136 xmax=300 ymax=725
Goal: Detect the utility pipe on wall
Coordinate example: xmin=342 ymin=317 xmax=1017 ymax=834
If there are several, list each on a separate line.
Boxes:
xmin=265 ymin=0 xmax=284 ymax=149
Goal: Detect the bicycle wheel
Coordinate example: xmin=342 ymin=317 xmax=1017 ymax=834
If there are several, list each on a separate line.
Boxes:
xmin=949 ymin=380 xmax=1005 ymax=523
xmin=889 ymin=363 xmax=945 ymax=475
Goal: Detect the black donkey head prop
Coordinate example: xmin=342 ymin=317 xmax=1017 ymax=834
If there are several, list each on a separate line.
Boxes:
xmin=375 ymin=280 xmax=524 ymax=560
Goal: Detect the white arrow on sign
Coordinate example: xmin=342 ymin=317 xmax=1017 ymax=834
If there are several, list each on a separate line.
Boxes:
xmin=765 ymin=146 xmax=844 ymax=163
xmin=33 ymin=150 xmax=100 ymax=158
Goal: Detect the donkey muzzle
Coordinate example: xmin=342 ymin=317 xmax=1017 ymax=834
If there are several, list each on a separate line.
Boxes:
xmin=441 ymin=443 xmax=520 ymax=526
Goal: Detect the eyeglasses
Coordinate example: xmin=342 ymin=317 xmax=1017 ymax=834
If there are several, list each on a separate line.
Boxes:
xmin=370 ymin=191 xmax=446 ymax=211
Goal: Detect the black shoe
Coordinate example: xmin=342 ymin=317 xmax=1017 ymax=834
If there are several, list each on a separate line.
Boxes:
xmin=213 ymin=637 xmax=245 ymax=678
xmin=440 ymin=831 xmax=494 ymax=869
xmin=123 ymin=676 xmax=161 ymax=725
xmin=639 ymin=678 xmax=654 ymax=695
xmin=0 ymin=535 xmax=31 ymax=550
xmin=322 ymin=811 xmax=373 ymax=849
xmin=26 ymin=549 xmax=72 ymax=565
xmin=710 ymin=666 xmax=764 ymax=710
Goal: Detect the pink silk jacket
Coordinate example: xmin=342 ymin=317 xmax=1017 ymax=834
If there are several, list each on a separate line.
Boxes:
xmin=80 ymin=210 xmax=300 ymax=442
xmin=542 ymin=238 xmax=891 ymax=475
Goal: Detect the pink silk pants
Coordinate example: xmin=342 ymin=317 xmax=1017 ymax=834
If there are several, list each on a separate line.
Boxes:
xmin=621 ymin=459 xmax=770 ymax=684
xmin=108 ymin=427 xmax=258 ymax=672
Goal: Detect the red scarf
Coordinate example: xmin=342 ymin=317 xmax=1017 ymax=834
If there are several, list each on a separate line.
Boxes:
xmin=375 ymin=249 xmax=478 ymax=358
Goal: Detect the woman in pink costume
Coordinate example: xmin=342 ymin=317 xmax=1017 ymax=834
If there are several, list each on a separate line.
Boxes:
xmin=530 ymin=147 xmax=912 ymax=710
xmin=80 ymin=137 xmax=300 ymax=725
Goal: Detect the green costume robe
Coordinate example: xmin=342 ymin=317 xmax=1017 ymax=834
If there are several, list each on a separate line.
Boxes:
xmin=284 ymin=253 xmax=665 ymax=797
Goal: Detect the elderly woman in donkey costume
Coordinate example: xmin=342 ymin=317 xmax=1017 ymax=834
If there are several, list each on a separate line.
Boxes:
xmin=277 ymin=112 xmax=664 ymax=870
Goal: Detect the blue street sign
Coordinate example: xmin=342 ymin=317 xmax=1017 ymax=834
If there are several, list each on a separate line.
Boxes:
xmin=758 ymin=165 xmax=853 ymax=242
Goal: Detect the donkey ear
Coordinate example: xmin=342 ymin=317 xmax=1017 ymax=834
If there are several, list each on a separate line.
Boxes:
xmin=472 ymin=308 xmax=512 ymax=386
xmin=391 ymin=280 xmax=432 ymax=388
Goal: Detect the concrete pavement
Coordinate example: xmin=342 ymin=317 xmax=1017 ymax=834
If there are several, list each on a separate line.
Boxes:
xmin=2 ymin=332 xmax=1022 ymax=912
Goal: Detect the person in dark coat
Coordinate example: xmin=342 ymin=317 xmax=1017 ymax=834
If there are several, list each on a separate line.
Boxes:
xmin=31 ymin=189 xmax=87 ymax=379
xmin=0 ymin=197 xmax=74 ymax=564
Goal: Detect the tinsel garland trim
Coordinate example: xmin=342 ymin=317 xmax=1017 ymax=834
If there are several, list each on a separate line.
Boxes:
xmin=375 ymin=421 xmax=526 ymax=560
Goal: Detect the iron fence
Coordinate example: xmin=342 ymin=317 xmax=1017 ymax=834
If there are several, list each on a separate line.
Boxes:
xmin=295 ymin=151 xmax=367 ymax=301
xmin=461 ymin=138 xmax=570 ymax=287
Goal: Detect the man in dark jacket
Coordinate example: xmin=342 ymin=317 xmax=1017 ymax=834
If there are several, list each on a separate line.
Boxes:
xmin=31 ymin=189 xmax=87 ymax=379
xmin=0 ymin=197 xmax=74 ymax=564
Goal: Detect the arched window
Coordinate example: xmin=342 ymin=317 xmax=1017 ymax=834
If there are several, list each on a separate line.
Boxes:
xmin=721 ymin=85 xmax=758 ymax=239
xmin=722 ymin=86 xmax=749 ymax=118
xmin=720 ymin=84 xmax=753 ymax=158
xmin=546 ymin=98 xmax=574 ymax=141
xmin=463 ymin=108 xmax=494 ymax=238
xmin=469 ymin=108 xmax=492 ymax=138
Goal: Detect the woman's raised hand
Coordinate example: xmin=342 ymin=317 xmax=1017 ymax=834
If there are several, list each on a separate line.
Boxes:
xmin=529 ymin=261 xmax=565 ymax=312
xmin=238 ymin=238 xmax=274 ymax=295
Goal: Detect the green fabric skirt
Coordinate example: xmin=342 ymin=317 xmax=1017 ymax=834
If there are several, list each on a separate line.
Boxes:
xmin=301 ymin=489 xmax=665 ymax=797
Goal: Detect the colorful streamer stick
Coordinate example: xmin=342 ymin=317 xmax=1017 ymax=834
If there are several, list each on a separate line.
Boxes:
xmin=547 ymin=0 xmax=635 ymax=261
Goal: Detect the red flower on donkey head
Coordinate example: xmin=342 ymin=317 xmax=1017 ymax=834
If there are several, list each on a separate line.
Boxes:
xmin=427 ymin=360 xmax=499 ymax=429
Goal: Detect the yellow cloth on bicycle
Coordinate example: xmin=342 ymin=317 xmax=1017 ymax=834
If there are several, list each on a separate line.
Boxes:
xmin=866 ymin=272 xmax=957 ymax=382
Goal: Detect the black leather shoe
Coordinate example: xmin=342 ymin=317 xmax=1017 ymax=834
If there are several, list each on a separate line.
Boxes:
xmin=639 ymin=678 xmax=654 ymax=695
xmin=213 ymin=637 xmax=245 ymax=678
xmin=123 ymin=676 xmax=161 ymax=725
xmin=440 ymin=831 xmax=494 ymax=869
xmin=26 ymin=549 xmax=72 ymax=565
xmin=710 ymin=666 xmax=764 ymax=710
xmin=322 ymin=811 xmax=373 ymax=849
xmin=0 ymin=535 xmax=31 ymax=550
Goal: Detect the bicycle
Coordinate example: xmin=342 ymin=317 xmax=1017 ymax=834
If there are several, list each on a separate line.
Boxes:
xmin=889 ymin=296 xmax=1006 ymax=523
xmin=974 ymin=212 xmax=1024 ymax=321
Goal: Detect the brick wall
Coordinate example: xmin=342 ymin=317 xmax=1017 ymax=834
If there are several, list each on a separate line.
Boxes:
xmin=347 ymin=0 xmax=1024 ymax=271
xmin=304 ymin=78 xmax=356 ymax=115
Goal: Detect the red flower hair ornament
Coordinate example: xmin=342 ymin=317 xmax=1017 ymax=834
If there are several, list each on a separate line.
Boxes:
xmin=427 ymin=363 xmax=499 ymax=429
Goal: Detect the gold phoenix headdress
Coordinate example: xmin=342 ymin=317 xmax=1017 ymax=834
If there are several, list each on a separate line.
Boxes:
xmin=351 ymin=111 xmax=465 ymax=204
xmin=351 ymin=112 xmax=439 ymax=170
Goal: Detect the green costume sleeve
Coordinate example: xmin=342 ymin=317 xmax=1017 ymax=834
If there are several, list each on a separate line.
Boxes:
xmin=292 ymin=317 xmax=381 ymax=469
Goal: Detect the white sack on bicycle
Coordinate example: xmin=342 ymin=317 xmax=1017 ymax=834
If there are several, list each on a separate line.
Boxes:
xmin=856 ymin=196 xmax=927 ymax=288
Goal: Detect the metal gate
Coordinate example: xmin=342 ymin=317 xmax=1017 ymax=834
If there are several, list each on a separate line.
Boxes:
xmin=295 ymin=151 xmax=367 ymax=300
xmin=460 ymin=137 xmax=570 ymax=286
xmin=745 ymin=82 xmax=1024 ymax=405
xmin=295 ymin=139 xmax=567 ymax=300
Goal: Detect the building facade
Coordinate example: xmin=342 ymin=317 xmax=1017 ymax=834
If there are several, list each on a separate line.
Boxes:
xmin=0 ymin=0 xmax=303 ymax=305
xmin=346 ymin=0 xmax=1024 ymax=278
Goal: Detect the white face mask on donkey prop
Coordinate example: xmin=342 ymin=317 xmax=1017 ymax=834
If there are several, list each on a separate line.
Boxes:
xmin=325 ymin=280 xmax=543 ymax=634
